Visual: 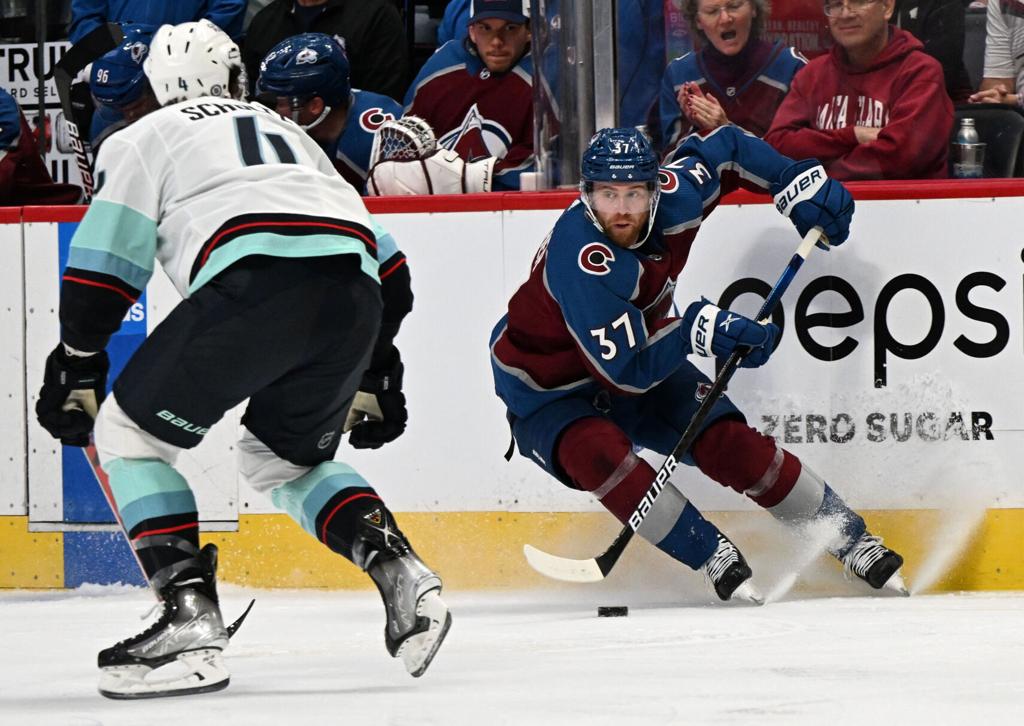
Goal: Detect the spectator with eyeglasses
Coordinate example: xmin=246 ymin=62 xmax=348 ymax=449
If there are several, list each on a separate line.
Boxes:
xmin=659 ymin=0 xmax=807 ymax=156
xmin=765 ymin=0 xmax=952 ymax=179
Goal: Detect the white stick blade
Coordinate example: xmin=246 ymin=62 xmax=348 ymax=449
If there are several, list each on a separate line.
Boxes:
xmin=522 ymin=544 xmax=604 ymax=583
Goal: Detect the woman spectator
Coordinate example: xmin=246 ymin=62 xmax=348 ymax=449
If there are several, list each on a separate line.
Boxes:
xmin=658 ymin=0 xmax=806 ymax=155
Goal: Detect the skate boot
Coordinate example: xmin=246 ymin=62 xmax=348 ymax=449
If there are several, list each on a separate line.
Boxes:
xmin=98 ymin=543 xmax=231 ymax=699
xmin=355 ymin=506 xmax=452 ymax=677
xmin=701 ymin=533 xmax=764 ymax=605
xmin=839 ymin=532 xmax=909 ymax=595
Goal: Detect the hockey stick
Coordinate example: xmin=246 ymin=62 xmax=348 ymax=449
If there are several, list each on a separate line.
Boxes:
xmin=50 ymin=23 xmax=124 ymax=201
xmin=524 ymin=225 xmax=825 ymax=582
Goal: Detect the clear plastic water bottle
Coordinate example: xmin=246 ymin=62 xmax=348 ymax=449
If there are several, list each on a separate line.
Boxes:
xmin=953 ymin=118 xmax=984 ymax=178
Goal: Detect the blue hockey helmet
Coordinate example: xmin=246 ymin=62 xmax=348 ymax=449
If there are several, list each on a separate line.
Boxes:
xmin=90 ymin=24 xmax=155 ymax=109
xmin=580 ymin=127 xmax=661 ymax=248
xmin=581 ymin=127 xmax=659 ymax=184
xmin=256 ymin=33 xmax=352 ymax=111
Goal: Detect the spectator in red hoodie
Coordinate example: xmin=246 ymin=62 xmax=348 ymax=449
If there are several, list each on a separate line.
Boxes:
xmin=765 ymin=0 xmax=953 ymax=180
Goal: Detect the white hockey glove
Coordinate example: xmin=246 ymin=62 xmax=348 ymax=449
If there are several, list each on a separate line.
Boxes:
xmin=367 ymin=149 xmax=495 ymax=196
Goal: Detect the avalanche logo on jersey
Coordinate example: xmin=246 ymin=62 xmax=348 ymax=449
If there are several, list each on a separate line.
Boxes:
xmin=578 ymin=242 xmax=615 ymax=275
xmin=296 ymin=48 xmax=319 ymax=64
xmin=438 ymin=103 xmax=513 ymax=161
xmin=358 ymin=107 xmax=396 ymax=133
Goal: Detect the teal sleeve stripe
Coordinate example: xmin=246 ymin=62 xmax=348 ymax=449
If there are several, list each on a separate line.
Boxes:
xmin=376 ymin=230 xmax=399 ymax=263
xmin=72 ymin=200 xmax=157 ymax=274
xmin=369 ymin=217 xmax=399 ymax=263
xmin=66 ymin=246 xmax=153 ymax=291
xmin=105 ymin=459 xmax=194 ymax=513
xmin=270 ymin=462 xmax=370 ymax=537
xmin=189 ymin=232 xmax=381 ymax=295
xmin=118 ymin=491 xmax=199 ymax=533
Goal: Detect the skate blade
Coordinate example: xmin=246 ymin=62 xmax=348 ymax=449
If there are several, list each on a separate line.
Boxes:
xmin=98 ymin=648 xmax=229 ymax=700
xmin=883 ymin=570 xmax=910 ymax=597
xmin=398 ymin=589 xmax=452 ymax=678
xmin=732 ymin=580 xmax=765 ymax=606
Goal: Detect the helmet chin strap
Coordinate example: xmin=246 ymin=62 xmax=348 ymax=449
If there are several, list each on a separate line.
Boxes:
xmin=295 ymin=103 xmax=332 ymax=131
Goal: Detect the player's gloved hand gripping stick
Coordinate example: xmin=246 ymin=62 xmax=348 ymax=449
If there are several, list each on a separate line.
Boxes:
xmin=524 ymin=225 xmax=826 ymax=582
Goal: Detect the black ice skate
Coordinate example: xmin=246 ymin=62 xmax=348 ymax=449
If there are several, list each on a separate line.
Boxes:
xmin=839 ymin=532 xmax=909 ymax=595
xmin=701 ymin=533 xmax=764 ymax=605
xmin=98 ymin=544 xmax=232 ymax=699
xmin=355 ymin=506 xmax=452 ymax=677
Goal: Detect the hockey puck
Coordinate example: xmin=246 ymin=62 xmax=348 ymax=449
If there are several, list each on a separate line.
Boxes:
xmin=597 ymin=606 xmax=628 ymax=617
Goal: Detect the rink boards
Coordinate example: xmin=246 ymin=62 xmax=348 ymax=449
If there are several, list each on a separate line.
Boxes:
xmin=1 ymin=181 xmax=1023 ymax=590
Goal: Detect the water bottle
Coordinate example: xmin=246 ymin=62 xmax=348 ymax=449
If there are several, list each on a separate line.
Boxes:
xmin=953 ymin=118 xmax=985 ymax=178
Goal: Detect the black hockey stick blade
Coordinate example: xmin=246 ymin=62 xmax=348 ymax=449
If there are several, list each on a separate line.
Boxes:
xmin=51 ymin=22 xmax=125 ymax=117
xmin=524 ymin=226 xmax=825 ymax=583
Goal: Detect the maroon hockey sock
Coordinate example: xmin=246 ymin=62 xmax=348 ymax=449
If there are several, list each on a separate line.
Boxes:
xmin=692 ymin=418 xmax=802 ymax=508
xmin=557 ymin=417 xmax=658 ymax=523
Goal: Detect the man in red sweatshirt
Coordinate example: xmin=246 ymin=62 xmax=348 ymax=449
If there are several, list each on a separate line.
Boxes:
xmin=765 ymin=0 xmax=952 ymax=180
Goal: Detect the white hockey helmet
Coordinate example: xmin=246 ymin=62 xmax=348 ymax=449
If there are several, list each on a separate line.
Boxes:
xmin=144 ymin=19 xmax=244 ymax=106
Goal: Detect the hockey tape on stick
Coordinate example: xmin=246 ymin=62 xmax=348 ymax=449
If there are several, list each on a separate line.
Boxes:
xmin=50 ymin=23 xmax=124 ymax=201
xmin=523 ymin=226 xmax=825 ymax=583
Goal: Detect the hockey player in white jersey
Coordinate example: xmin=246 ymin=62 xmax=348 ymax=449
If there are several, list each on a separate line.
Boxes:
xmin=34 ymin=20 xmax=450 ymax=699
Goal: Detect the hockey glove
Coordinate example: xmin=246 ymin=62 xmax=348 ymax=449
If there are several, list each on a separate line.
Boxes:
xmin=682 ymin=298 xmax=780 ymax=369
xmin=771 ymin=159 xmax=854 ymax=248
xmin=36 ymin=343 xmax=109 ymax=447
xmin=367 ymin=149 xmax=494 ymax=196
xmin=343 ymin=356 xmax=408 ymax=449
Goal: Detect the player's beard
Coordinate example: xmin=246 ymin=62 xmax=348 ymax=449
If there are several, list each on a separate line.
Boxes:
xmin=601 ymin=212 xmax=647 ymax=248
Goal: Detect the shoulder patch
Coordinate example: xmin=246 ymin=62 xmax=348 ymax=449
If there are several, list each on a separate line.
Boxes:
xmin=658 ymin=168 xmax=680 ymax=194
xmin=578 ymin=242 xmax=615 ymax=276
xmin=359 ymin=107 xmax=397 ymax=133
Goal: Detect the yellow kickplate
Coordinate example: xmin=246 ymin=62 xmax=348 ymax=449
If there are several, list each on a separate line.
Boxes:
xmin=0 ymin=517 xmax=64 ymax=588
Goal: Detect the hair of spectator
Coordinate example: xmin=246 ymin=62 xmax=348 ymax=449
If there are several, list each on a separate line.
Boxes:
xmin=683 ymin=0 xmax=769 ymax=43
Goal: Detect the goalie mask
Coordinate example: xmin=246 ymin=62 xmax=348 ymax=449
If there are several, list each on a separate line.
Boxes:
xmin=144 ymin=20 xmax=245 ymax=107
xmin=580 ymin=127 xmax=661 ymax=249
xmin=256 ymin=33 xmax=351 ymax=131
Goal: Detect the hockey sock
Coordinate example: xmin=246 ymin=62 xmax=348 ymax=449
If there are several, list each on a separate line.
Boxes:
xmin=104 ymin=457 xmax=202 ymax=589
xmin=692 ymin=418 xmax=802 ymax=508
xmin=692 ymin=420 xmax=867 ymax=553
xmin=270 ymin=461 xmax=400 ymax=568
xmin=557 ymin=417 xmax=719 ymax=569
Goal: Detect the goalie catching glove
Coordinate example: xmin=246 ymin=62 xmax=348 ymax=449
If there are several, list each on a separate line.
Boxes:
xmin=36 ymin=343 xmax=109 ymax=446
xmin=367 ymin=149 xmax=495 ymax=196
xmin=344 ymin=352 xmax=408 ymax=449
xmin=681 ymin=298 xmax=780 ymax=368
xmin=771 ymin=159 xmax=854 ymax=248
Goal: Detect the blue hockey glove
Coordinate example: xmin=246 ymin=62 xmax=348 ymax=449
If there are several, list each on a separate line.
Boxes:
xmin=36 ymin=343 xmax=109 ymax=447
xmin=771 ymin=159 xmax=854 ymax=248
xmin=682 ymin=298 xmax=781 ymax=369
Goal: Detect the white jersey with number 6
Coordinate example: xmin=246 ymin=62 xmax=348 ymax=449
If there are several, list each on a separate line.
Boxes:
xmin=70 ymin=96 xmax=379 ymax=300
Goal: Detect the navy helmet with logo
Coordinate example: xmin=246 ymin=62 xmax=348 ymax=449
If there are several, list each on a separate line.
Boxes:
xmin=90 ymin=24 xmax=156 ymax=110
xmin=256 ymin=32 xmax=351 ymax=110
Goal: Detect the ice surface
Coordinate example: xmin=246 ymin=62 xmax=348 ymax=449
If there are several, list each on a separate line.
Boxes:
xmin=1 ymin=586 xmax=1021 ymax=725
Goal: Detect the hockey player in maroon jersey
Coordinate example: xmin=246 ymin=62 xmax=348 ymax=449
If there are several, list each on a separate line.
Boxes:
xmin=491 ymin=126 xmax=908 ymax=601
xmin=765 ymin=0 xmax=953 ymax=180
xmin=367 ymin=0 xmax=534 ymax=194
xmin=659 ymin=0 xmax=807 ymax=153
